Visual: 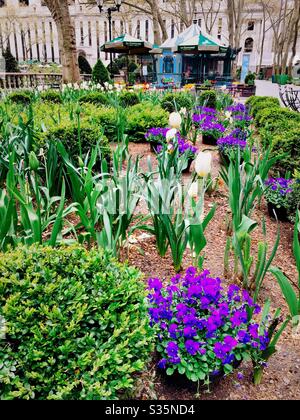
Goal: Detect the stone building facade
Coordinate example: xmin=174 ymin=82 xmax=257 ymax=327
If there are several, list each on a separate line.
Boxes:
xmin=0 ymin=0 xmax=298 ymax=73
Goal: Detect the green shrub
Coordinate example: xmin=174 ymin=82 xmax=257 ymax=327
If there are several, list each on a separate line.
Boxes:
xmin=84 ymin=105 xmax=117 ymax=141
xmin=161 ymin=92 xmax=194 ymax=113
xmin=92 ymin=59 xmax=111 ymax=86
xmin=119 ymin=91 xmax=140 ymax=107
xmin=41 ymin=121 xmax=111 ymax=160
xmin=6 ymin=91 xmax=32 ymax=106
xmin=246 ymin=96 xmax=281 ymax=117
xmin=126 ymin=103 xmax=168 ymax=142
xmin=270 ymin=127 xmax=300 ymax=176
xmin=256 ymin=107 xmax=300 ymax=129
xmin=245 ymin=72 xmax=256 ymax=86
xmin=40 ymin=90 xmax=63 ymax=104
xmin=0 ymin=245 xmax=153 ymax=400
xmin=3 ymin=46 xmax=19 ymax=72
xmin=78 ymin=92 xmax=109 ymax=106
xmin=198 ymin=90 xmax=217 ymax=109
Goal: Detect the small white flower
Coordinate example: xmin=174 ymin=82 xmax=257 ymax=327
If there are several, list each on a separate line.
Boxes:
xmin=225 ymin=111 xmax=232 ymax=119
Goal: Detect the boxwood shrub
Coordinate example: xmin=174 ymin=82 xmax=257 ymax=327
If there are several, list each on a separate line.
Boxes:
xmin=84 ymin=105 xmax=118 ymax=141
xmin=246 ymin=96 xmax=281 ymax=117
xmin=198 ymin=90 xmax=217 ymax=109
xmin=78 ymin=92 xmax=109 ymax=106
xmin=160 ymin=92 xmax=194 ymax=113
xmin=119 ymin=91 xmax=140 ymax=107
xmin=126 ymin=103 xmax=168 ymax=142
xmin=6 ymin=91 xmax=32 ymax=106
xmin=0 ymin=245 xmax=153 ymax=400
xmin=41 ymin=121 xmax=111 ymax=160
xmin=255 ymin=107 xmax=300 ymax=129
xmin=270 ymin=127 xmax=300 ymax=175
xmin=40 ymin=90 xmax=63 ymax=104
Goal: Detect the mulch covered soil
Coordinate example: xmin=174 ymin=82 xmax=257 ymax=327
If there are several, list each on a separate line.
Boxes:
xmin=120 ymin=142 xmax=300 ymax=400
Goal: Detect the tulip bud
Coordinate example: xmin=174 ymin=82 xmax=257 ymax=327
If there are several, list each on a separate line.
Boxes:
xmin=78 ymin=156 xmax=84 ymax=168
xmin=169 ymin=112 xmax=182 ymax=129
xmin=29 ymin=151 xmax=39 ymax=172
xmin=166 ymin=128 xmax=177 ymax=142
xmin=194 ymin=152 xmax=212 ymax=178
xmin=188 ymin=182 xmax=198 ymax=199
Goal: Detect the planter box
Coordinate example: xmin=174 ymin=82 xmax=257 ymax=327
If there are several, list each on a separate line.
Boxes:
xmin=203 ymin=133 xmax=217 ymax=146
xmin=267 ymin=202 xmax=288 ymax=222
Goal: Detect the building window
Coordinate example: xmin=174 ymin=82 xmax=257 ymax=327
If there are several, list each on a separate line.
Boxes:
xmin=96 ymin=21 xmax=100 ymax=59
xmin=120 ymin=20 xmax=124 ymax=35
xmin=136 ymin=20 xmax=140 ymax=39
xmin=19 ymin=0 xmax=29 ymax=5
xmin=163 ymin=55 xmax=174 ymax=74
xmin=248 ymin=21 xmax=255 ymax=31
xmin=217 ymin=18 xmax=222 ymax=40
xmin=198 ymin=19 xmax=202 ymax=27
xmin=171 ymin=20 xmax=175 ymax=39
xmin=34 ymin=22 xmax=40 ymax=61
xmin=244 ymin=37 xmax=254 ymax=52
xmin=88 ymin=21 xmax=92 ymax=46
xmin=28 ymin=24 xmax=33 ymax=60
xmin=80 ymin=21 xmax=84 ymax=46
xmin=104 ymin=21 xmax=108 ymax=41
xmin=145 ymin=20 xmax=149 ymax=41
xmin=49 ymin=21 xmax=54 ymax=62
xmin=0 ymin=1 xmax=6 ymax=8
xmin=42 ymin=21 xmax=47 ymax=61
xmin=13 ymin=24 xmax=18 ymax=61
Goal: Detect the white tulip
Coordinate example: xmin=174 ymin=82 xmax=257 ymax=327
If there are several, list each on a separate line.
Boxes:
xmin=169 ymin=112 xmax=182 ymax=129
xmin=188 ymin=182 xmax=198 ymax=199
xmin=194 ymin=152 xmax=212 ymax=178
xmin=166 ymin=128 xmax=177 ymax=142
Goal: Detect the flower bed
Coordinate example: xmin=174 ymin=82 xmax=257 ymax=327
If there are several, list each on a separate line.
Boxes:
xmin=148 ymin=268 xmax=268 ymax=385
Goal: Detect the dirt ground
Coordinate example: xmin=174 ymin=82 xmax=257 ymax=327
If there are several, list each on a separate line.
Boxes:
xmin=121 ymin=142 xmax=300 ymax=401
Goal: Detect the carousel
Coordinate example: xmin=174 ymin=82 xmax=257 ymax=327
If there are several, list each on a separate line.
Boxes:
xmin=151 ymin=23 xmax=240 ymax=87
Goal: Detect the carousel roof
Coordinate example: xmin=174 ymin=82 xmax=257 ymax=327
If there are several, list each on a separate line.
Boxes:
xmin=160 ymin=23 xmax=202 ymax=49
xmin=174 ymin=31 xmax=228 ymax=53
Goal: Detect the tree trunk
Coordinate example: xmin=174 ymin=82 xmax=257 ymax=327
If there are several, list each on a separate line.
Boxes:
xmin=44 ymin=0 xmax=80 ymax=83
xmin=288 ymin=0 xmax=300 ymax=76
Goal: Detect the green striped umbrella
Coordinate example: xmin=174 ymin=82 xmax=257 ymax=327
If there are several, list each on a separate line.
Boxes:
xmin=100 ymin=34 xmax=153 ymax=55
xmin=174 ymin=33 xmax=228 ymax=53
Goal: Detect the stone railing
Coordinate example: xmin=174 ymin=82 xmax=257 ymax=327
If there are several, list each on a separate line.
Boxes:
xmin=0 ymin=73 xmax=92 ymax=90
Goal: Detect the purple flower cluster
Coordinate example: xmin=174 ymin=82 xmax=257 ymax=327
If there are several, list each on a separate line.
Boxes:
xmin=217 ymin=134 xmax=247 ymax=153
xmin=148 ymin=268 xmax=269 ymax=380
xmin=145 ymin=127 xmax=168 ymax=142
xmin=265 ymin=178 xmax=293 ymax=196
xmin=226 ymin=103 xmax=252 ymax=126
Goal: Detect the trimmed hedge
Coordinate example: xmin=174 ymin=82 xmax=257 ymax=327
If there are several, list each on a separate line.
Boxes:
xmin=199 ymin=90 xmax=217 ymax=109
xmin=0 ymin=245 xmax=153 ymax=400
xmin=41 ymin=121 xmax=111 ymax=160
xmin=160 ymin=92 xmax=194 ymax=113
xmin=270 ymin=127 xmax=300 ymax=175
xmin=247 ymin=96 xmax=300 ymax=176
xmin=78 ymin=92 xmax=109 ymax=106
xmin=40 ymin=90 xmax=63 ymax=104
xmin=119 ymin=91 xmax=140 ymax=107
xmin=126 ymin=103 xmax=168 ymax=142
xmin=6 ymin=91 xmax=32 ymax=106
